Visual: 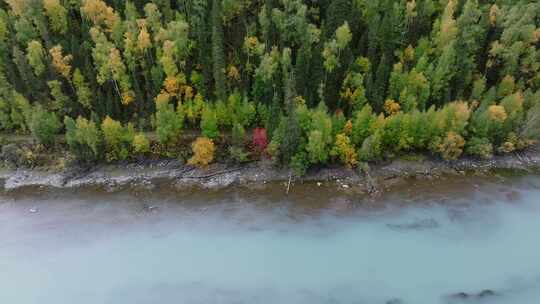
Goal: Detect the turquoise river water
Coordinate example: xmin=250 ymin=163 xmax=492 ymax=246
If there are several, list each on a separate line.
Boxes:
xmin=1 ymin=172 xmax=540 ymax=304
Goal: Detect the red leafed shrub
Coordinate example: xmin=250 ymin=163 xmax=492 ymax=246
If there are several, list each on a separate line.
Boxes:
xmin=252 ymin=127 xmax=268 ymax=154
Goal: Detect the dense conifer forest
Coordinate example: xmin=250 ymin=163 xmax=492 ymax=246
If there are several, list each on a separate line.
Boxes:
xmin=0 ymin=0 xmax=539 ymax=174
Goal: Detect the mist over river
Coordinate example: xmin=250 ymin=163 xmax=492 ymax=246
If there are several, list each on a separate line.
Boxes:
xmin=1 ymin=172 xmax=540 ymax=304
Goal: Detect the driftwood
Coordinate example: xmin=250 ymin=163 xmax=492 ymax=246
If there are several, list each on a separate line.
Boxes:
xmin=286 ymin=172 xmax=292 ymax=194
xmin=180 ymin=167 xmax=244 ymax=179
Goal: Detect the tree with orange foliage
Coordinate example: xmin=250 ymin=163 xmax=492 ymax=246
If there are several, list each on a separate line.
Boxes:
xmin=188 ymin=137 xmax=216 ymax=167
xmin=81 ymin=0 xmax=120 ymax=32
xmin=49 ymin=45 xmax=73 ymax=80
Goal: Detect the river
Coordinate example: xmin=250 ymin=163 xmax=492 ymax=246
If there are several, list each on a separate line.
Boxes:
xmin=1 ymin=171 xmax=540 ymax=304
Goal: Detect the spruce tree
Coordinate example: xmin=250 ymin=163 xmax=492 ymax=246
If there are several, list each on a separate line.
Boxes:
xmin=211 ymin=0 xmax=227 ymax=101
xmin=453 ymin=0 xmax=485 ymax=99
xmin=281 ymin=72 xmax=300 ymax=165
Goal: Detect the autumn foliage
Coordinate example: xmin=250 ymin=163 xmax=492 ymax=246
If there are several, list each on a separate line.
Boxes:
xmin=0 ymin=0 xmax=538 ymax=172
xmin=252 ymin=128 xmax=268 ymax=154
xmin=188 ymin=137 xmax=216 ymax=167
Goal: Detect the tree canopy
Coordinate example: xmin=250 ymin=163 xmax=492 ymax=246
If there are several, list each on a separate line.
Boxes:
xmin=0 ymin=0 xmax=539 ymax=171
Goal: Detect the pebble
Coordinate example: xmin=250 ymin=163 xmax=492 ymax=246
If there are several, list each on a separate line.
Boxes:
xmin=342 ymin=184 xmax=349 ymax=189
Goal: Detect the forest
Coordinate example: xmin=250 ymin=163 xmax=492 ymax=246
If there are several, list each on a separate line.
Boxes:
xmin=0 ymin=0 xmax=540 ymax=175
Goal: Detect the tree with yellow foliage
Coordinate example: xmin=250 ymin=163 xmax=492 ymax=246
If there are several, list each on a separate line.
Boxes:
xmin=384 ymin=99 xmax=401 ymax=116
xmin=81 ymin=0 xmax=120 ymax=32
xmin=137 ymin=21 xmax=151 ymax=53
xmin=488 ymin=105 xmax=507 ymax=123
xmin=1 ymin=0 xmax=539 ymax=171
xmin=331 ymin=133 xmax=358 ymax=168
xmin=108 ymin=48 xmax=134 ymax=105
xmin=188 ymin=137 xmax=215 ymax=167
xmin=49 ymin=45 xmax=72 ymax=80
xmin=436 ymin=131 xmax=465 ymax=160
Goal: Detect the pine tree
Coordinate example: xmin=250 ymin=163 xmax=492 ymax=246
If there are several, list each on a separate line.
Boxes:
xmin=261 ymin=0 xmax=277 ymax=51
xmin=12 ymin=45 xmax=42 ymax=100
xmin=0 ymin=0 xmax=539 ymax=167
xmin=453 ymin=0 xmax=485 ymax=99
xmin=211 ymin=0 xmax=227 ymax=101
xmin=191 ymin=0 xmax=212 ymax=97
xmin=280 ymin=72 xmax=300 ymax=164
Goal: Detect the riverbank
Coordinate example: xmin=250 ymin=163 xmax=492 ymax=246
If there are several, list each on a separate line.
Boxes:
xmin=1 ymin=143 xmax=539 ymax=194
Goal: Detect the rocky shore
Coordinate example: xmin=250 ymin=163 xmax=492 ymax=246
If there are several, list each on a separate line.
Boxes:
xmin=1 ymin=144 xmax=539 ymax=194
